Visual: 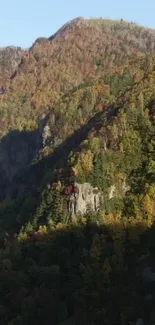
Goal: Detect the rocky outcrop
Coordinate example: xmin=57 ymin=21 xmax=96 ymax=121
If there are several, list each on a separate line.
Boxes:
xmin=68 ymin=182 xmax=103 ymax=218
xmin=42 ymin=125 xmax=51 ymax=147
xmin=67 ymin=181 xmax=130 ymax=218
xmin=0 ymin=46 xmax=24 ymax=87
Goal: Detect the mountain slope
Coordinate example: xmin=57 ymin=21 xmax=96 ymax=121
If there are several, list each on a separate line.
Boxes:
xmin=1 ymin=18 xmax=155 ymax=135
xmin=0 ymin=54 xmax=155 ymax=232
xmin=1 ymin=18 xmax=155 ymax=230
xmin=0 ymin=46 xmax=23 ymax=88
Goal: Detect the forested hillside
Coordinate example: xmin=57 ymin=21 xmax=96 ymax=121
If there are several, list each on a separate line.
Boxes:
xmin=2 ymin=17 xmax=155 ymax=135
xmin=1 ymin=17 xmax=155 ymax=325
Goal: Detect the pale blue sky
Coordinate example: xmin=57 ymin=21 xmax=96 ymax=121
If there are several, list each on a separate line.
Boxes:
xmin=1 ymin=0 xmax=155 ymax=48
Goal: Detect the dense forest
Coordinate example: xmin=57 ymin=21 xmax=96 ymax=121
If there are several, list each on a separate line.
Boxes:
xmin=1 ymin=17 xmax=155 ymax=324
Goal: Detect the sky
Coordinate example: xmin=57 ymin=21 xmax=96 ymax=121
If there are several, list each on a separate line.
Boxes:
xmin=0 ymin=0 xmax=155 ymax=48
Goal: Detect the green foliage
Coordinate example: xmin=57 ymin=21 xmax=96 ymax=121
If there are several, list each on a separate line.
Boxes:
xmin=0 ymin=218 xmax=155 ymax=325
xmin=34 ymin=188 xmax=67 ymax=227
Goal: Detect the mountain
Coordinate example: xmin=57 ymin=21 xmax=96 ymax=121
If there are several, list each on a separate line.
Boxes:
xmin=1 ymin=17 xmax=155 ymax=325
xmin=0 ymin=18 xmax=155 ymax=208
xmin=0 ymin=18 xmax=155 ymax=215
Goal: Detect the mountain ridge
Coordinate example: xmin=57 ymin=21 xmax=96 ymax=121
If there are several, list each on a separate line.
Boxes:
xmin=1 ymin=17 xmax=155 ymax=94
xmin=1 ymin=17 xmax=155 ymax=124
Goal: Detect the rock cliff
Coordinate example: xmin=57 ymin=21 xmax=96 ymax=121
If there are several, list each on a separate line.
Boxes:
xmin=75 ymin=182 xmax=103 ymax=215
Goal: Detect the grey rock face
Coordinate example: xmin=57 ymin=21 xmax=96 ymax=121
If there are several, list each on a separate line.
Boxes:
xmin=70 ymin=182 xmax=103 ymax=217
xmin=68 ymin=181 xmax=129 ymax=217
xmin=42 ymin=125 xmax=51 ymax=147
